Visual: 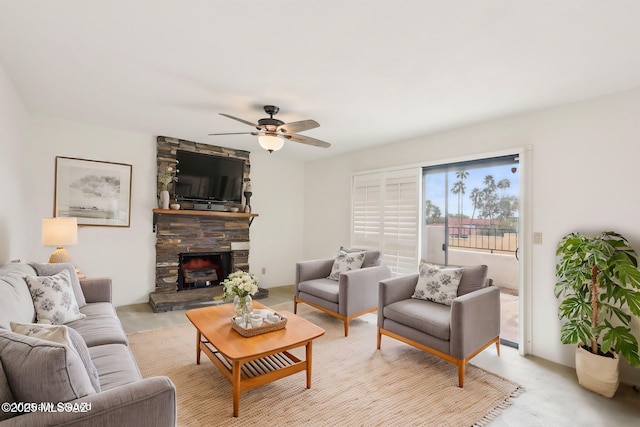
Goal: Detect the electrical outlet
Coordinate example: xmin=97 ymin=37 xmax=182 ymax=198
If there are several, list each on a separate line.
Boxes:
xmin=533 ymin=232 xmax=542 ymax=245
xmin=261 ymin=267 xmax=266 ymax=275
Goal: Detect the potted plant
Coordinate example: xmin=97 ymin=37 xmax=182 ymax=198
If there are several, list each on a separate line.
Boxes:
xmin=554 ymin=231 xmax=640 ymax=397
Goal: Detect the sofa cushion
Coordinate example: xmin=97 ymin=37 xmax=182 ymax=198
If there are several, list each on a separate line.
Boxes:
xmin=66 ymin=303 xmax=128 ymax=347
xmin=340 ymin=247 xmax=382 ymax=268
xmin=457 ymin=265 xmax=489 ymax=296
xmin=0 ymin=329 xmax=96 ymax=404
xmin=89 ymin=344 xmax=142 ymax=391
xmin=412 ymin=262 xmax=463 ymax=306
xmin=30 ymin=262 xmax=87 ymax=308
xmin=0 ymin=265 xmax=37 ymax=329
xmin=25 ymin=269 xmax=86 ymax=324
xmin=298 ymin=278 xmax=340 ymax=303
xmin=0 ymin=359 xmax=14 ymax=421
xmin=383 ymin=299 xmax=451 ymax=341
xmin=328 ymin=250 xmax=365 ymax=280
xmin=10 ymin=322 xmax=101 ymax=394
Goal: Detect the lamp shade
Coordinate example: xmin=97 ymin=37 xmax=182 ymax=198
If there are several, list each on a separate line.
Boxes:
xmin=257 ymin=134 xmax=284 ymax=153
xmin=42 ymin=217 xmax=78 ymax=247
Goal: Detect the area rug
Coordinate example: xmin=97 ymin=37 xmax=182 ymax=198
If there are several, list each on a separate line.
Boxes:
xmin=129 ymin=303 xmax=523 ymax=427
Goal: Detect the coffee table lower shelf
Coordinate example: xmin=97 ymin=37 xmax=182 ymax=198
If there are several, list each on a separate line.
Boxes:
xmin=199 ymin=339 xmax=312 ymax=416
xmin=201 ymin=340 xmax=304 ymax=387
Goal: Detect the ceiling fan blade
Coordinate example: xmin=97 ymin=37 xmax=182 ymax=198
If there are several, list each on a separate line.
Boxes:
xmin=219 ymin=113 xmax=259 ymax=128
xmin=208 ymin=132 xmax=255 ymax=136
xmin=277 ymin=119 xmax=319 ymax=134
xmin=285 ymin=133 xmax=331 ymax=148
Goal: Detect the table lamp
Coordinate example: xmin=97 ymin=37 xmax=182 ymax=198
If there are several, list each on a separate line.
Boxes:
xmin=42 ymin=217 xmax=78 ymax=263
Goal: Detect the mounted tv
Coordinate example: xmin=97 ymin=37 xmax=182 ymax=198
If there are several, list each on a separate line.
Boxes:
xmin=174 ymin=150 xmax=244 ymax=205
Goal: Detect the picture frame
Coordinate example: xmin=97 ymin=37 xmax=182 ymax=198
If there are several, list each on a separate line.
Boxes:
xmin=54 ymin=156 xmax=132 ymax=227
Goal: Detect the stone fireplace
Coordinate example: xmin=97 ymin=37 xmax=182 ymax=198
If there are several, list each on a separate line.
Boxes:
xmin=149 ymin=136 xmax=256 ymax=312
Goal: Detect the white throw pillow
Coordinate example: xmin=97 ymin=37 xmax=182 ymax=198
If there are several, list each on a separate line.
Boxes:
xmin=25 ymin=269 xmax=86 ymax=324
xmin=327 ymin=250 xmax=366 ymax=280
xmin=10 ymin=322 xmax=100 ymax=393
xmin=412 ymin=262 xmax=463 ymax=306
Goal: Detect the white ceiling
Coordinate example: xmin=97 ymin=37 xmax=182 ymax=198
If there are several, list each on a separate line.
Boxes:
xmin=1 ymin=0 xmax=640 ymax=160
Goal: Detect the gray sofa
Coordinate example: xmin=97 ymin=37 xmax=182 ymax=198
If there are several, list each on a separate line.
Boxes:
xmin=0 ymin=262 xmax=176 ymax=427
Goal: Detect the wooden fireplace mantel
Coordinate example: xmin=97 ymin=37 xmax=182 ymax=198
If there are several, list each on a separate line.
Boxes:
xmin=152 ymin=209 xmax=258 ymax=232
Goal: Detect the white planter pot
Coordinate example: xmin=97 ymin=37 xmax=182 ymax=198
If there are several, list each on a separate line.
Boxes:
xmin=575 ymin=345 xmax=619 ymax=398
xmin=159 ymin=190 xmax=170 ymax=209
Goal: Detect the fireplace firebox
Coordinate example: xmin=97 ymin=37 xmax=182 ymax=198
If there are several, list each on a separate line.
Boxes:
xmin=178 ymin=252 xmax=231 ymax=291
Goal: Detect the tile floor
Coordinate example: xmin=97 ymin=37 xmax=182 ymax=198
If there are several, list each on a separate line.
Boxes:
xmin=117 ymin=285 xmax=640 ymax=426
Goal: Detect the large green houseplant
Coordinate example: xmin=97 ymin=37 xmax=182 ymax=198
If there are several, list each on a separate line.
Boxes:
xmin=555 ymin=231 xmax=640 ymax=396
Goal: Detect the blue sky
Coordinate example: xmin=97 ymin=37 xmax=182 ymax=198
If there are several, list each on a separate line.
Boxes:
xmin=424 ymin=164 xmax=519 ymax=218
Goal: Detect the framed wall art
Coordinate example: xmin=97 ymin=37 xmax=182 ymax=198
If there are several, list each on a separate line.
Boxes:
xmin=54 ymin=156 xmax=132 ymax=227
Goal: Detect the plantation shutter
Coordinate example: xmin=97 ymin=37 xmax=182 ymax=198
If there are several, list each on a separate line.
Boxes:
xmin=352 ymin=168 xmax=421 ymax=275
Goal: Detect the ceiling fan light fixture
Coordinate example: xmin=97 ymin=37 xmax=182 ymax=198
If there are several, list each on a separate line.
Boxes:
xmin=257 ymin=134 xmax=284 ymax=153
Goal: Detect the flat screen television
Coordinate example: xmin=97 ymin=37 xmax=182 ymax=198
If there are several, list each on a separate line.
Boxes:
xmin=174 ymin=150 xmax=244 ymax=205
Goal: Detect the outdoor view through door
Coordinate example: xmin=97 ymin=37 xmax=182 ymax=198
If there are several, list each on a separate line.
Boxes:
xmin=423 ymin=155 xmax=520 ymax=348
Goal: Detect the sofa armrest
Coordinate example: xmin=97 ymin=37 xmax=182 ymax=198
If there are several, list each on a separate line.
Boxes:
xmin=450 ymin=286 xmax=501 ymax=359
xmin=295 ymin=259 xmax=334 ymax=295
xmin=79 ymin=277 xmax=112 ymax=304
xmin=339 ymin=265 xmax=392 ymax=316
xmin=0 ymin=376 xmax=176 ymax=427
xmin=377 ymin=274 xmax=419 ymax=327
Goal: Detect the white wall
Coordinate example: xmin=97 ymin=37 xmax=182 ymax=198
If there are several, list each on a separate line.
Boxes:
xmin=25 ymin=115 xmax=157 ymax=307
xmin=247 ymin=149 xmax=305 ymax=289
xmin=303 ymin=88 xmax=640 ymax=385
xmin=0 ymin=61 xmax=29 ymax=264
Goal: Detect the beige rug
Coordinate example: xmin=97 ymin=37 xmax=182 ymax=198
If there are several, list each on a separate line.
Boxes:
xmin=129 ymin=302 xmax=523 ymax=427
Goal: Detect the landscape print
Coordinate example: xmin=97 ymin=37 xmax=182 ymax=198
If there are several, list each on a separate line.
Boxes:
xmin=55 ymin=157 xmax=131 ymax=227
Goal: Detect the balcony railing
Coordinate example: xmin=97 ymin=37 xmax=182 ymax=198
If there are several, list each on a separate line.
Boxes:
xmin=448 ymin=228 xmax=518 ymax=254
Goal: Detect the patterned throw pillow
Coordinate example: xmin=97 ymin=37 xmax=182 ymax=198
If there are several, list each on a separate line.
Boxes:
xmin=327 ymin=250 xmax=366 ymax=280
xmin=25 ymin=270 xmax=86 ymax=324
xmin=412 ymin=262 xmax=463 ymax=306
xmin=10 ymin=322 xmax=101 ymax=393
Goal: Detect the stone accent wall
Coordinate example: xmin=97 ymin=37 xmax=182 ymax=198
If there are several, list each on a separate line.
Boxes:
xmin=154 ymin=212 xmax=251 ymax=292
xmin=154 ymin=136 xmax=252 ymax=294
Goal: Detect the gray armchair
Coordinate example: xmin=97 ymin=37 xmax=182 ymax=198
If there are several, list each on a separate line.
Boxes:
xmin=295 ymin=251 xmax=392 ymax=336
xmin=377 ymin=264 xmax=500 ymax=387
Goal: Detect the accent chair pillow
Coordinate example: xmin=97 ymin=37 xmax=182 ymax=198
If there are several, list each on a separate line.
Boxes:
xmin=0 ymin=329 xmax=96 ymax=404
xmin=25 ymin=269 xmax=86 ymax=324
xmin=29 ymin=262 xmax=87 ymax=308
xmin=10 ymin=322 xmax=100 ymax=393
xmin=327 ymin=250 xmax=366 ymax=280
xmin=340 ymin=246 xmax=382 ymax=268
xmin=412 ymin=262 xmax=464 ymax=306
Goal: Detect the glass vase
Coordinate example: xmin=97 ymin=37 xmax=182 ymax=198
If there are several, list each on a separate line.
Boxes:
xmin=233 ymin=294 xmax=253 ymax=318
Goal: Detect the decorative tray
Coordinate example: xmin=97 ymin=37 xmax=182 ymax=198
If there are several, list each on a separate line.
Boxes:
xmin=230 ymin=313 xmax=287 ymax=337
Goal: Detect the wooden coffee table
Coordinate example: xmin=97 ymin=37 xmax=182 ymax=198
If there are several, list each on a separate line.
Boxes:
xmin=185 ymin=301 xmax=325 ymax=417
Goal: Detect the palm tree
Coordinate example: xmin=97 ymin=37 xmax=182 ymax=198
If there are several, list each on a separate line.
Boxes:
xmin=497 ymin=178 xmax=511 ymax=197
xmin=469 ymin=187 xmax=482 ymax=225
xmin=451 ymin=180 xmax=465 ymax=224
xmin=455 ymin=170 xmax=468 ymax=225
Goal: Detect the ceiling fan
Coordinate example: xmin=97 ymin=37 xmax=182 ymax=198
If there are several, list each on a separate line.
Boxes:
xmin=208 ymin=105 xmax=331 ymax=153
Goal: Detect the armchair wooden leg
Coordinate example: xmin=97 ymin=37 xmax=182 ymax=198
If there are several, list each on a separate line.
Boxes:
xmin=293 ymin=298 xmax=298 ymax=314
xmin=496 ymin=339 xmax=501 ymax=356
xmin=376 ymin=328 xmax=382 ymax=349
xmin=344 ymin=320 xmax=349 ymax=337
xmin=458 ymin=362 xmax=466 ymax=388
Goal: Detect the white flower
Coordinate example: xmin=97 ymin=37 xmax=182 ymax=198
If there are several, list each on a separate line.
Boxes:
xmin=222 ymin=271 xmax=259 ymax=299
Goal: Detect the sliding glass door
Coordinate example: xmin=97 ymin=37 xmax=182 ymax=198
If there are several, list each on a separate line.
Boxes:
xmin=423 ymin=154 xmax=520 ymax=347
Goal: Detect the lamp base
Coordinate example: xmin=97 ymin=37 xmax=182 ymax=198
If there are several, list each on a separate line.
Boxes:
xmin=48 ymin=247 xmax=72 ymax=263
